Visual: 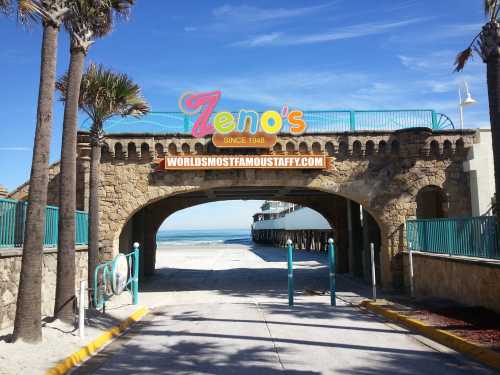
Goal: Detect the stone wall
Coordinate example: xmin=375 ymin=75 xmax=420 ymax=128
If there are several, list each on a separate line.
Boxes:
xmin=0 ymin=247 xmax=88 ymax=330
xmin=402 ymin=252 xmax=500 ymax=312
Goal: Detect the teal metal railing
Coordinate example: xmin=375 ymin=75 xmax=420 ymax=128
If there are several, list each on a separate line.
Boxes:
xmin=0 ymin=198 xmax=88 ymax=248
xmin=407 ymin=217 xmax=500 ymax=260
xmin=94 ymin=243 xmax=140 ymax=310
xmin=81 ymin=109 xmax=454 ymax=134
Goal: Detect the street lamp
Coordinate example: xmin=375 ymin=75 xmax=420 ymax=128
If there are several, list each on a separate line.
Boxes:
xmin=458 ymin=81 xmax=477 ymax=129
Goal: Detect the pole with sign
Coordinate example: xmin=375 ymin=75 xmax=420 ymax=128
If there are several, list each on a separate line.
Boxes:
xmin=328 ymin=238 xmax=336 ymax=306
xmin=287 ymin=239 xmax=294 ymax=307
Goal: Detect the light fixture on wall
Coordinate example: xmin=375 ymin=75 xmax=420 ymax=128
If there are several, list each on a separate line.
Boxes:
xmin=458 ymin=81 xmax=477 ymax=130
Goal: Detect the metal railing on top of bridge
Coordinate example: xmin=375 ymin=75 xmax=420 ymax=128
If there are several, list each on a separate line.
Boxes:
xmin=80 ymin=110 xmax=454 ymax=134
xmin=0 ymin=198 xmax=88 ymax=249
xmin=406 ymin=216 xmax=500 ymax=260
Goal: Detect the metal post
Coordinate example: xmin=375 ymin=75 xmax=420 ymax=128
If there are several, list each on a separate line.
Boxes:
xmin=287 ymin=239 xmax=294 ymax=307
xmin=132 ymin=242 xmax=140 ymax=305
xmin=370 ymin=243 xmax=377 ymax=301
xmin=79 ymin=280 xmax=86 ymax=339
xmin=328 ymin=238 xmax=336 ymax=306
xmin=408 ymin=242 xmax=415 ymax=298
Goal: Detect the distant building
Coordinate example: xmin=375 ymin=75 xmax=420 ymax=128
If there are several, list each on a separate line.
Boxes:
xmin=464 ymin=129 xmax=495 ymax=216
xmin=252 ymin=201 xmax=331 ymax=231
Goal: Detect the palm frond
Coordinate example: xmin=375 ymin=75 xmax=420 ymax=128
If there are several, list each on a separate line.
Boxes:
xmin=454 ymin=47 xmax=474 ymax=72
xmin=65 ymin=0 xmax=135 ymax=44
xmin=57 ymin=62 xmax=150 ymax=130
xmin=0 ymin=0 xmax=12 ymax=15
xmin=485 ymin=0 xmax=500 ymax=20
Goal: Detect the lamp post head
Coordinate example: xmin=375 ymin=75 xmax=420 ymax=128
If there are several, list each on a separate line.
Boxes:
xmin=328 ymin=238 xmax=334 ymax=244
xmin=287 ymin=239 xmax=293 ymax=245
xmin=461 ymin=82 xmax=478 ymax=107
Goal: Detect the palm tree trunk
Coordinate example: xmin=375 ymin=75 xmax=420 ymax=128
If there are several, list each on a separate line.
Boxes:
xmin=12 ymin=24 xmax=59 ymax=343
xmin=88 ymin=136 xmax=101 ymax=305
xmin=54 ymin=48 xmax=85 ymax=322
xmin=487 ymin=57 xmax=500 ymax=240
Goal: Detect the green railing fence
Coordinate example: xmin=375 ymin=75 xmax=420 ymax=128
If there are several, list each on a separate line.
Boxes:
xmin=81 ymin=109 xmax=455 ymax=134
xmin=407 ymin=216 xmax=500 ymax=260
xmin=0 ymin=198 xmax=88 ymax=248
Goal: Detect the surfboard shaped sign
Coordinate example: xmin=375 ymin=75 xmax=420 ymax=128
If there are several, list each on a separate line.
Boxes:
xmin=179 ymin=91 xmax=307 ymax=148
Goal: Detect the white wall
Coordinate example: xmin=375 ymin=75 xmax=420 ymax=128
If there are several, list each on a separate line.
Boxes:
xmin=464 ymin=129 xmax=495 ymax=216
xmin=252 ymin=207 xmax=331 ymax=230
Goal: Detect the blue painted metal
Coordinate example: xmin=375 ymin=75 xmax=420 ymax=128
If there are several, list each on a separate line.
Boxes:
xmin=94 ymin=243 xmax=140 ymax=310
xmin=406 ymin=216 xmax=500 ymax=259
xmin=82 ymin=109 xmax=454 ymax=135
xmin=328 ymin=238 xmax=336 ymax=306
xmin=0 ymin=198 xmax=88 ymax=248
xmin=287 ymin=239 xmax=294 ymax=307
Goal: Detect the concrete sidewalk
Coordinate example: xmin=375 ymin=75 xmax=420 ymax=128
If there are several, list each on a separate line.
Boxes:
xmin=73 ymin=244 xmax=494 ymax=374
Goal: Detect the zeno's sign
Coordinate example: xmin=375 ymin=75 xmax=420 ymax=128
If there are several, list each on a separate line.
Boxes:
xmin=179 ymin=91 xmax=307 ymax=148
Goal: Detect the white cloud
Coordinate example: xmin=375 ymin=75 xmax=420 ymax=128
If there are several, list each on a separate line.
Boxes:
xmin=0 ymin=147 xmax=31 ymax=151
xmin=212 ymin=3 xmax=336 ymax=23
xmin=232 ymin=18 xmax=429 ymax=47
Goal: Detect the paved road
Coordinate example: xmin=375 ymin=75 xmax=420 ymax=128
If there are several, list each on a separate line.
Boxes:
xmin=74 ymin=243 xmax=493 ymax=374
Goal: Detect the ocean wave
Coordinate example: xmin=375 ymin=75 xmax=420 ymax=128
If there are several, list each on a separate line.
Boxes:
xmin=157 ymin=237 xmax=252 ymax=247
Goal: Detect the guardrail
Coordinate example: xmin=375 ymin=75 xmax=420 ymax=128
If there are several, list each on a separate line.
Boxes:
xmin=0 ymin=198 xmax=88 ymax=248
xmin=407 ymin=216 xmax=500 ymax=260
xmin=81 ymin=110 xmax=454 ymax=134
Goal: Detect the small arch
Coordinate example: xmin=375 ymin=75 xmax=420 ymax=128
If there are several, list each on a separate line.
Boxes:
xmin=455 ymin=138 xmax=465 ymax=155
xmin=299 ymin=141 xmax=308 ymax=153
xmin=128 ymin=142 xmax=137 ymax=159
xmin=286 ymin=141 xmax=295 ymax=153
xmin=430 ymin=140 xmax=440 ymax=157
xmin=155 ymin=143 xmax=164 ymax=158
xmin=312 ymin=142 xmax=322 ymax=154
xmin=325 ymin=142 xmax=335 ymax=156
xmin=352 ymin=141 xmax=362 ymax=157
xmin=207 ymin=141 xmax=217 ymax=154
xmin=443 ymin=140 xmax=452 ymax=157
xmin=114 ymin=143 xmax=124 ymax=159
xmin=141 ymin=143 xmax=150 ymax=160
xmin=339 ymin=141 xmax=348 ymax=156
xmin=194 ymin=142 xmax=204 ymax=154
xmin=168 ymin=143 xmax=178 ymax=155
xmin=273 ymin=143 xmax=283 ymax=153
xmin=378 ymin=140 xmax=387 ymax=154
xmin=101 ymin=144 xmax=110 ymax=162
xmin=181 ymin=143 xmax=190 ymax=154
xmin=390 ymin=140 xmax=400 ymax=155
xmin=416 ymin=185 xmax=448 ymax=219
xmin=365 ymin=141 xmax=375 ymax=156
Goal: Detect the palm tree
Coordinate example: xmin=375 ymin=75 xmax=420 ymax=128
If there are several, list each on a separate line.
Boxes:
xmin=6 ymin=0 xmax=70 ymax=344
xmin=56 ymin=63 xmax=149 ymax=306
xmin=456 ymin=0 xmax=500 ymax=232
xmin=54 ymin=0 xmax=135 ymax=322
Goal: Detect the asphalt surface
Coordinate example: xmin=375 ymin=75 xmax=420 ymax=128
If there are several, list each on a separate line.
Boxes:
xmin=72 ymin=243 xmax=494 ymax=374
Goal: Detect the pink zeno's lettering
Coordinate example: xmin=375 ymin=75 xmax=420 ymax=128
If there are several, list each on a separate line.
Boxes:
xmin=180 ymin=91 xmax=221 ymax=137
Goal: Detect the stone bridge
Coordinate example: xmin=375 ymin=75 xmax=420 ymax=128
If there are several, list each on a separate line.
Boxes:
xmin=11 ymin=128 xmax=477 ymax=289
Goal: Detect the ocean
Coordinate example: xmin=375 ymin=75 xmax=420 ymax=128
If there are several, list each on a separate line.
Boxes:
xmin=156 ymin=229 xmax=252 ymax=247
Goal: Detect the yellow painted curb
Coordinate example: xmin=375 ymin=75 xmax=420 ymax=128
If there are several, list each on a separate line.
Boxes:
xmin=44 ymin=306 xmax=149 ymax=375
xmin=361 ymin=300 xmax=500 ymax=371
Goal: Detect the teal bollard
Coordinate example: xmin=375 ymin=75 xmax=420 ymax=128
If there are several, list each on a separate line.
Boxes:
xmin=132 ymin=242 xmax=140 ymax=305
xmin=328 ymin=238 xmax=336 ymax=306
xmin=287 ymin=239 xmax=294 ymax=307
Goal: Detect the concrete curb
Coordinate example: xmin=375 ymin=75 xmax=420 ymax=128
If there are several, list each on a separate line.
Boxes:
xmin=360 ymin=300 xmax=500 ymax=371
xmin=44 ymin=306 xmax=149 ymax=375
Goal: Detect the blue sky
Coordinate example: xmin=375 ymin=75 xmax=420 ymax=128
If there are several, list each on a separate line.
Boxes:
xmin=0 ymin=0 xmax=491 ymax=229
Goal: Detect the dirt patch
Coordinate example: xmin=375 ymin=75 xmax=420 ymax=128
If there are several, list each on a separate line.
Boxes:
xmin=389 ymin=299 xmax=500 ymax=352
